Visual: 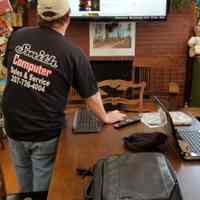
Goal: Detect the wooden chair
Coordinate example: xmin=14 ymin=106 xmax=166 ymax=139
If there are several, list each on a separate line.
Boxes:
xmin=98 ymin=80 xmax=146 ymax=112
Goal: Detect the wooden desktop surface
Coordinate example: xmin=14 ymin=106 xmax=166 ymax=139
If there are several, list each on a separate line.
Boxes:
xmin=48 ymin=111 xmax=200 ymax=200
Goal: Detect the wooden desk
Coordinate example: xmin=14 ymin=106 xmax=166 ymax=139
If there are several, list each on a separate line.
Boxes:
xmin=48 ymin=112 xmax=200 ymax=200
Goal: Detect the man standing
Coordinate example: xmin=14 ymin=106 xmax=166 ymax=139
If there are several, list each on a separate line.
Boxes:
xmin=2 ymin=0 xmax=126 ymax=192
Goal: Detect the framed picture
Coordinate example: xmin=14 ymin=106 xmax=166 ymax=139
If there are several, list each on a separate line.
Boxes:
xmin=90 ymin=22 xmax=136 ymax=56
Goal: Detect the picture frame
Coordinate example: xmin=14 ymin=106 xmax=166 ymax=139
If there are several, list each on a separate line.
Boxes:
xmin=89 ymin=22 xmax=136 ymax=57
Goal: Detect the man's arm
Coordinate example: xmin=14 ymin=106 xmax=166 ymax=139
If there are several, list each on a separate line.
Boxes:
xmin=85 ymin=91 xmax=126 ymax=124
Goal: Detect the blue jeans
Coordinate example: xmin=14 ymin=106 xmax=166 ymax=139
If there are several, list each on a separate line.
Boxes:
xmin=8 ymin=137 xmax=59 ymax=192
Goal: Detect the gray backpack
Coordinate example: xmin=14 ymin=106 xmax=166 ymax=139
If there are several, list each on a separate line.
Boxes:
xmin=82 ymin=153 xmax=183 ymax=200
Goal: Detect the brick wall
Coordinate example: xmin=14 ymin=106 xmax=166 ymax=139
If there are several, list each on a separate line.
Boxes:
xmin=26 ymin=3 xmax=196 ymax=108
xmin=134 ymin=4 xmax=196 ymax=108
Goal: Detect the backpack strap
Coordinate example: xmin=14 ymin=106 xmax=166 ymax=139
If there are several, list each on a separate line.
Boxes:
xmin=76 ymin=168 xmax=95 ymax=200
xmin=76 ymin=168 xmax=94 ymax=178
xmin=85 ymin=179 xmax=94 ymax=200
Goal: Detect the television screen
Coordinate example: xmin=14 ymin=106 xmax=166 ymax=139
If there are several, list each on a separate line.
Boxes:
xmin=69 ymin=0 xmax=168 ymax=21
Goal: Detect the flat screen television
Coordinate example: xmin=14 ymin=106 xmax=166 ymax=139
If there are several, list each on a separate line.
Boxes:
xmin=69 ymin=0 xmax=168 ymax=21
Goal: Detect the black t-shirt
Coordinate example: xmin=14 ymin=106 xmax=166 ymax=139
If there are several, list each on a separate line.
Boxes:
xmin=2 ymin=27 xmax=98 ymax=141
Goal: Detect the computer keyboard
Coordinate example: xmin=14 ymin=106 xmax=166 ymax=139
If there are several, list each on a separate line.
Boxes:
xmin=72 ymin=109 xmax=103 ymax=133
xmin=179 ymin=130 xmax=200 ymax=153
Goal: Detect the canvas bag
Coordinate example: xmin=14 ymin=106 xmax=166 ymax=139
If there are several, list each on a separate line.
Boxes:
xmin=83 ymin=152 xmax=183 ymax=200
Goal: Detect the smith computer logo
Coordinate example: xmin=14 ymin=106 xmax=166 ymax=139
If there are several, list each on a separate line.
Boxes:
xmin=15 ymin=43 xmax=58 ymax=68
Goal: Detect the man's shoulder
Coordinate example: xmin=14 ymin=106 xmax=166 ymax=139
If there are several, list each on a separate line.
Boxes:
xmin=63 ymin=38 xmax=85 ymax=57
xmin=13 ymin=26 xmax=37 ymax=34
xmin=10 ymin=26 xmax=39 ymax=39
xmin=66 ymin=39 xmax=81 ymax=51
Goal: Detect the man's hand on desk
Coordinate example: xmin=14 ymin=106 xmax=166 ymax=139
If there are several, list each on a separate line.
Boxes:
xmin=104 ymin=110 xmax=127 ymax=124
xmin=85 ymin=91 xmax=126 ymax=124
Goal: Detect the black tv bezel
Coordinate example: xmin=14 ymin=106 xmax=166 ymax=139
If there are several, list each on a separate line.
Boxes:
xmin=70 ymin=0 xmax=170 ymax=22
